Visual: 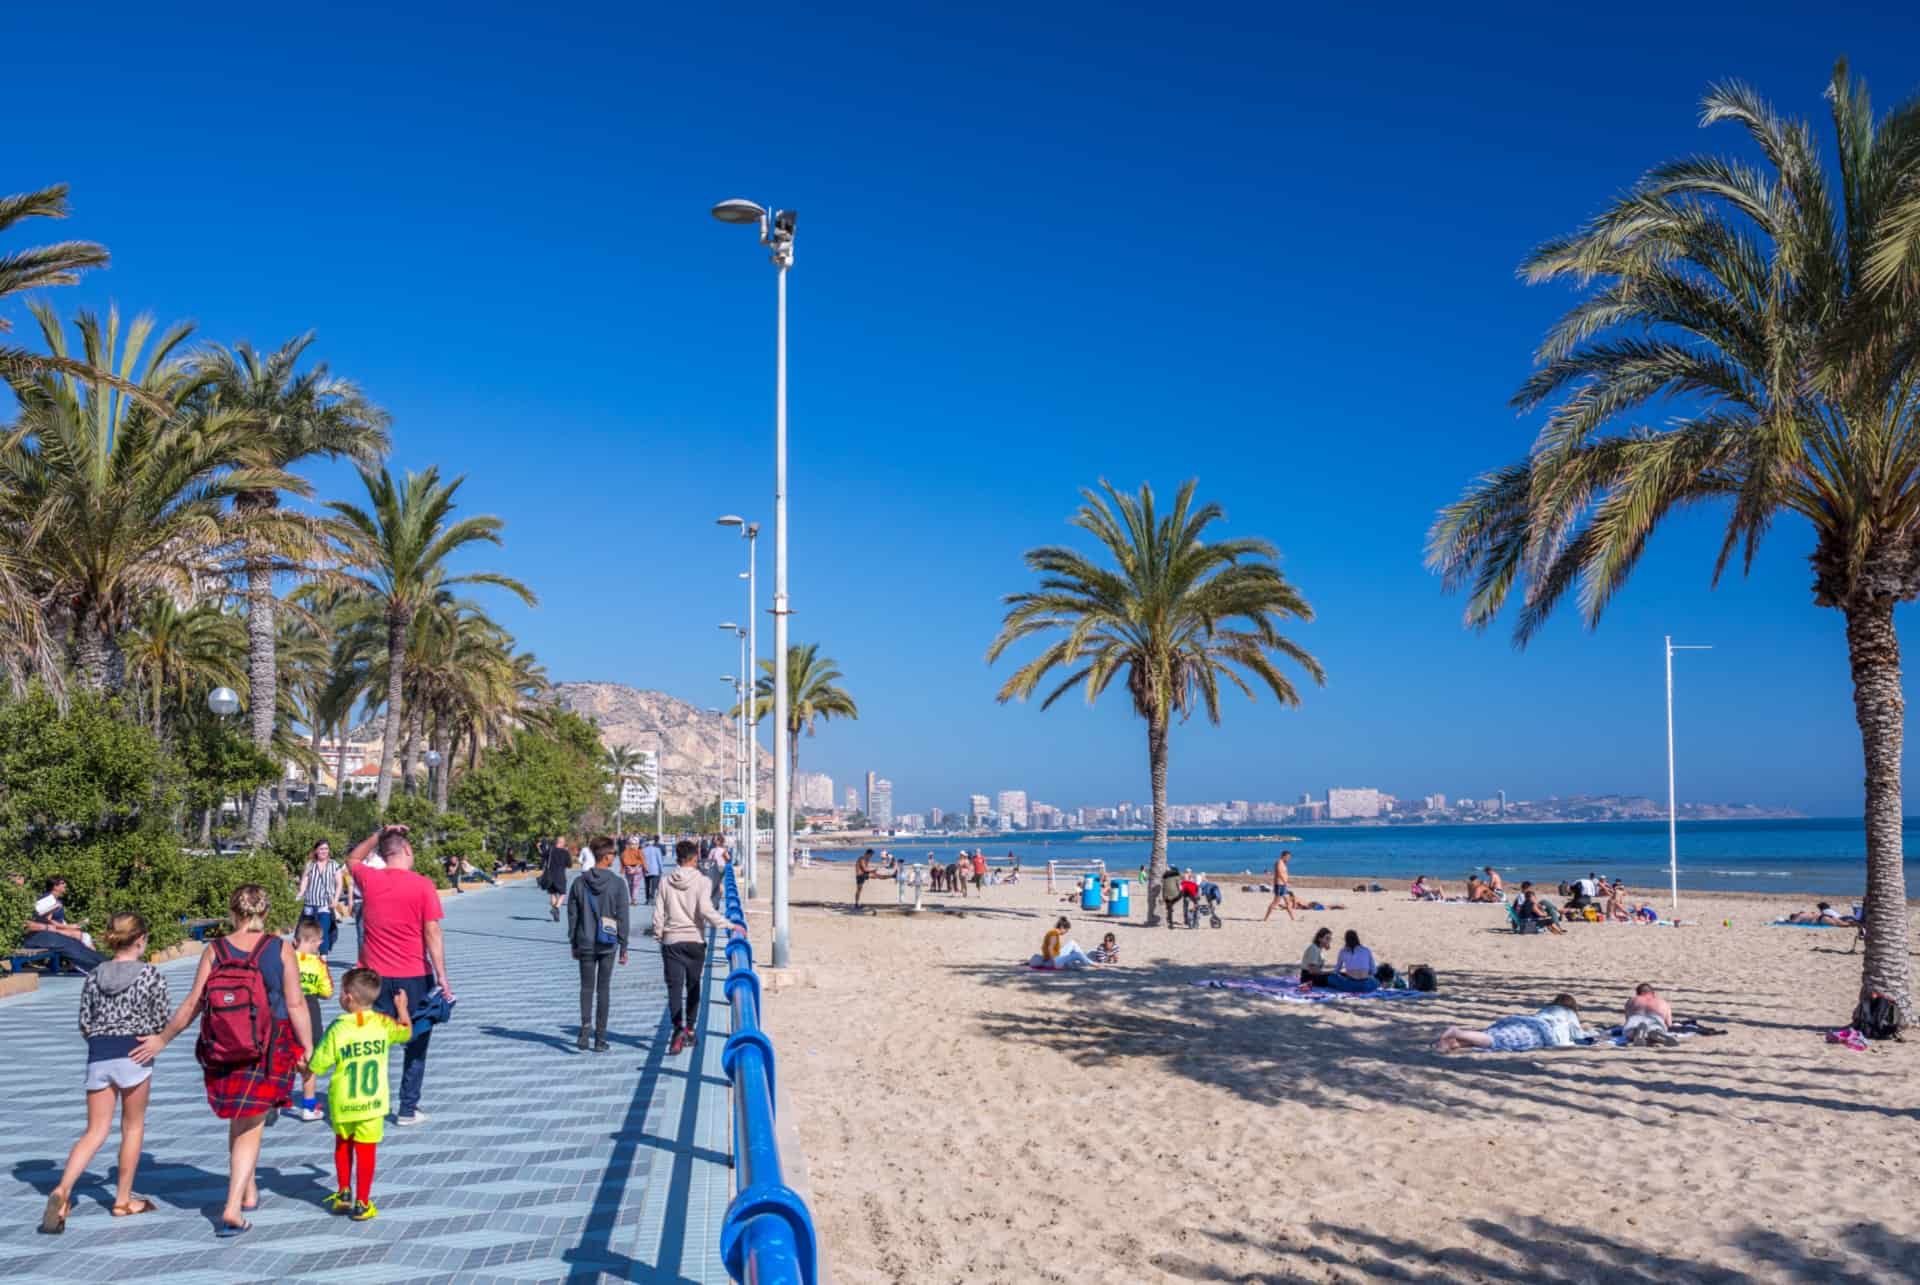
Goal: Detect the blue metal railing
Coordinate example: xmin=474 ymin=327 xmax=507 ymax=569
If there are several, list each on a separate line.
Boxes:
xmin=717 ymin=866 xmax=819 ymax=1285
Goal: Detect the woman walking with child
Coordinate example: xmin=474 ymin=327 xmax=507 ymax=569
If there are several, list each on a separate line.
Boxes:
xmin=39 ymin=913 xmax=171 ymax=1233
xmin=133 ymin=885 xmax=315 ymax=1238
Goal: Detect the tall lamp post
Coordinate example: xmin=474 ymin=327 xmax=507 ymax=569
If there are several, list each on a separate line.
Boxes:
xmin=711 ymin=197 xmax=796 ymax=966
xmin=721 ymin=671 xmax=745 ymax=860
xmin=717 ymin=516 xmax=760 ymax=901
xmin=718 ymin=618 xmax=756 ymax=897
xmin=424 ymin=749 xmax=443 ymax=814
xmin=1664 ymin=635 xmax=1712 ymax=914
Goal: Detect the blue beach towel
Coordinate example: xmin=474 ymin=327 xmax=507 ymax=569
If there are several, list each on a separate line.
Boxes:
xmin=1191 ymin=977 xmax=1435 ymax=1005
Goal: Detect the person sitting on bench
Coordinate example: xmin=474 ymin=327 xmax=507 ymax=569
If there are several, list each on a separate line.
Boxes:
xmin=22 ymin=876 xmax=106 ymax=973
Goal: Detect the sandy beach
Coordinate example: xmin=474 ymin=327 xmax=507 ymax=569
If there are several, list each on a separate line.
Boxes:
xmin=760 ymin=864 xmax=1919 ymax=1283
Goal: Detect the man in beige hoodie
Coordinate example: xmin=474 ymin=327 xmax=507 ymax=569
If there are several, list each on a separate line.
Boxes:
xmin=653 ymin=839 xmax=739 ymax=1055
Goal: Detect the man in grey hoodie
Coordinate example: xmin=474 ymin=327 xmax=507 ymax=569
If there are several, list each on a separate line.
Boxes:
xmin=565 ymin=836 xmax=630 ymax=1052
xmin=653 ymin=838 xmax=739 ymax=1056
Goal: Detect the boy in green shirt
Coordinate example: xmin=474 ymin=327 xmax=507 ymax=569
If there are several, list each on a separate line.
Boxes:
xmin=307 ymin=966 xmax=411 ymax=1221
xmin=293 ymin=917 xmax=334 ymax=1122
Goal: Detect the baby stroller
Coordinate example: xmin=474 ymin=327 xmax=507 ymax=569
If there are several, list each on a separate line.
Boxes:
xmin=1183 ymin=880 xmax=1224 ymax=929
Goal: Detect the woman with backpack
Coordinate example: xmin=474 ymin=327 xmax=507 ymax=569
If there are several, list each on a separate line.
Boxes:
xmin=132 ymin=884 xmax=314 ymax=1238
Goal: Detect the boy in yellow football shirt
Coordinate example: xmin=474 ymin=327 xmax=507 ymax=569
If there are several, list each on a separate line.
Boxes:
xmin=293 ymin=917 xmax=334 ymax=1122
xmin=308 ymin=966 xmax=410 ymax=1221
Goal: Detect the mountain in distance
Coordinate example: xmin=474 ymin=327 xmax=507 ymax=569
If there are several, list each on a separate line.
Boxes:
xmin=550 ymin=681 xmax=771 ymax=814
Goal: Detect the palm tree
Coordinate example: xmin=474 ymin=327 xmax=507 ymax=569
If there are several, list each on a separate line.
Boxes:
xmin=604 ymin=743 xmax=653 ymax=832
xmin=0 ymin=304 xmax=297 ymax=691
xmin=198 ymin=334 xmax=389 ymax=843
xmin=988 ymin=480 xmax=1323 ymax=924
xmin=0 ymin=184 xmax=108 ymax=384
xmin=120 ymin=599 xmax=245 ymax=737
xmin=739 ymin=642 xmax=859 ymax=797
xmin=1427 ymin=63 xmax=1920 ymax=1016
xmin=325 ymin=466 xmax=535 ymax=807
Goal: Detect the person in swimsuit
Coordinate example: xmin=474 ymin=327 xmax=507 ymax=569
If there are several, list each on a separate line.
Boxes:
xmin=1262 ymin=850 xmax=1297 ymax=922
xmin=1435 ymin=994 xmax=1589 ymax=1052
xmin=854 ymin=849 xmax=876 ymax=909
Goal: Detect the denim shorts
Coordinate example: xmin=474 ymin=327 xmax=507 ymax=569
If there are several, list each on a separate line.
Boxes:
xmin=84 ymin=1057 xmax=152 ymax=1092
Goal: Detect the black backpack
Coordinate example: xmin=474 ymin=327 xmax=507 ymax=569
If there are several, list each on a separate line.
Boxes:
xmin=1409 ymin=964 xmax=1438 ymax=993
xmin=1852 ymin=992 xmax=1904 ymax=1041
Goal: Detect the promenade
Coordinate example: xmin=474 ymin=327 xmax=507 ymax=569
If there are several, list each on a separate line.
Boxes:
xmin=0 ymin=877 xmax=734 ymax=1284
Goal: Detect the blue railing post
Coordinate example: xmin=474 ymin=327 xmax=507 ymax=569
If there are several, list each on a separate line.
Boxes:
xmin=717 ymin=863 xmax=819 ymax=1285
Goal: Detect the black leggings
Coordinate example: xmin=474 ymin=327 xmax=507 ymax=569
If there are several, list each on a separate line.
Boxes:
xmin=662 ymin=942 xmax=705 ymax=1030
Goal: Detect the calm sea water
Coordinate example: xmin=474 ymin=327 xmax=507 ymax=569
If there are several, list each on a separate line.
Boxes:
xmin=806 ymin=818 xmax=1917 ymax=898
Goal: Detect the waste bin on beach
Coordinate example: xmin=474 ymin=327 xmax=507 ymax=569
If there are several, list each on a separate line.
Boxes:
xmin=1080 ymin=874 xmax=1103 ymax=911
xmin=1107 ymin=878 xmax=1131 ymax=917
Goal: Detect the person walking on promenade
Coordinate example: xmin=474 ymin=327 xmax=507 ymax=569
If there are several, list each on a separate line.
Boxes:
xmin=1262 ymin=850 xmax=1297 ymax=923
xmin=298 ymin=841 xmax=349 ymax=955
xmin=344 ymin=824 xmax=453 ymax=1127
xmin=654 ymin=839 xmax=741 ymax=1057
xmin=566 ymin=837 xmax=631 ymax=1051
xmin=641 ymin=835 xmax=664 ymax=904
xmin=539 ymin=838 xmax=573 ymax=921
xmin=132 ymin=886 xmax=315 ymax=1238
xmin=39 ymin=912 xmax=171 ymax=1233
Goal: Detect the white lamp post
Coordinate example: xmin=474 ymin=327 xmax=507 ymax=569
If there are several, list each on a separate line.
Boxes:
xmin=1665 ymin=636 xmax=1712 ymax=914
xmin=712 ymin=198 xmax=796 ymax=966
xmin=424 ymin=748 xmax=443 ymax=813
xmin=717 ymin=516 xmax=760 ymax=901
xmin=208 ymin=686 xmax=241 ymax=718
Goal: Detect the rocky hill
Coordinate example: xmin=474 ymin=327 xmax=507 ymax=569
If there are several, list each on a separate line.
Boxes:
xmin=550 ymin=681 xmax=771 ymax=814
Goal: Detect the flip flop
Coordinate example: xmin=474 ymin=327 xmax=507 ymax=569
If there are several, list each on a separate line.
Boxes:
xmin=215 ymin=1219 xmax=253 ymax=1239
xmin=111 ymin=1197 xmax=156 ymax=1217
xmin=39 ymin=1192 xmax=69 ymax=1234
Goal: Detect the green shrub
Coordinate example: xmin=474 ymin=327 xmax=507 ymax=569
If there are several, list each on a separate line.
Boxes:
xmin=313 ymin=792 xmax=380 ymax=839
xmin=6 ymin=828 xmax=197 ymax=955
xmin=0 ymin=687 xmax=178 ymax=849
xmin=0 ymin=879 xmax=35 ymax=957
xmin=268 ymin=815 xmax=349 ymax=880
xmin=190 ymin=850 xmax=301 ymax=935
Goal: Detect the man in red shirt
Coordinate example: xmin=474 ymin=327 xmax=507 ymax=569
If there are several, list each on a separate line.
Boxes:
xmin=345 ymin=824 xmax=453 ymax=1127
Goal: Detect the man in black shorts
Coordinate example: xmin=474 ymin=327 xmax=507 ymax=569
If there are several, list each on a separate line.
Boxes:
xmin=854 ymin=849 xmax=876 ymax=908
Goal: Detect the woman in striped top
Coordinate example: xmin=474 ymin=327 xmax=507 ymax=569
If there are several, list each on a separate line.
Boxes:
xmin=298 ymin=842 xmax=349 ymax=956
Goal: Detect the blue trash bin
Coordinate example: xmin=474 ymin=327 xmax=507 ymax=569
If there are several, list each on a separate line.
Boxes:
xmin=1079 ymin=874 xmax=1102 ymax=911
xmin=1107 ymin=878 xmax=1131 ymax=917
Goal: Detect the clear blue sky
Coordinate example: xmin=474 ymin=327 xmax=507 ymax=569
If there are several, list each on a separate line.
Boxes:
xmin=10 ymin=2 xmax=1919 ymax=817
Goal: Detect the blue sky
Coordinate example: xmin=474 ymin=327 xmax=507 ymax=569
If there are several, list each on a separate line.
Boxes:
xmin=9 ymin=1 xmax=1920 ymax=817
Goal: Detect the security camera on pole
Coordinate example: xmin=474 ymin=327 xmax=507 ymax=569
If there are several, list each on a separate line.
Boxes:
xmin=711 ymin=198 xmax=795 ymax=967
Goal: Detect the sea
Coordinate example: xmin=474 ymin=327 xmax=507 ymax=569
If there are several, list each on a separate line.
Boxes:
xmin=803 ymin=818 xmax=1916 ymax=898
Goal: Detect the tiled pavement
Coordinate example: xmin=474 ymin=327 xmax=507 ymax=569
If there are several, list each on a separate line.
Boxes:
xmin=0 ymin=877 xmax=734 ymax=1283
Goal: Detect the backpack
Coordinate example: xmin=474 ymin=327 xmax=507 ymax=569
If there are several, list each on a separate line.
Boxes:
xmin=583 ymin=884 xmax=619 ymax=948
xmin=1852 ymin=992 xmax=1904 ymax=1041
xmin=196 ymin=936 xmax=275 ymax=1070
xmin=1410 ymin=965 xmax=1438 ymax=992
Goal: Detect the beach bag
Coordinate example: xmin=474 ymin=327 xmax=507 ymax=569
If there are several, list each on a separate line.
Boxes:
xmin=197 ymin=936 xmax=274 ymax=1070
xmin=1410 ymin=965 xmax=1437 ymax=992
xmin=1851 ymin=992 xmax=1903 ymax=1041
xmin=584 ymin=885 xmax=619 ymax=948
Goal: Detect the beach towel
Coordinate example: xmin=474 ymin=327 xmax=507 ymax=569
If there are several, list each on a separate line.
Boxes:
xmin=1191 ymin=977 xmax=1436 ymax=1005
xmin=1603 ymin=1024 xmax=1696 ymax=1047
xmin=1769 ymin=920 xmax=1856 ymax=929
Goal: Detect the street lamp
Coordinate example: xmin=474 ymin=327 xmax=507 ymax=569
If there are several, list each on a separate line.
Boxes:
xmin=712 ymin=196 xmax=796 ymax=967
xmin=208 ymin=686 xmax=241 ymax=717
xmin=424 ymin=748 xmax=442 ymax=812
xmin=717 ymin=516 xmax=761 ymax=902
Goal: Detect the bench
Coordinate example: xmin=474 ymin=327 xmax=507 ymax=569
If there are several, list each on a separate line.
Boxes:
xmin=5 ymin=948 xmax=71 ymax=976
xmin=179 ymin=917 xmax=221 ymax=941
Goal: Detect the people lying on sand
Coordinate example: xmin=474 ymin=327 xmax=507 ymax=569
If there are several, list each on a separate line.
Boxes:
xmin=1410 ymin=876 xmax=1445 ymax=901
xmin=1299 ymin=927 xmax=1334 ymax=985
xmin=1262 ymin=850 xmax=1297 ymax=923
xmin=1088 ymin=933 xmax=1120 ymax=965
xmin=1783 ymin=902 xmax=1855 ymax=925
xmin=1515 ymin=889 xmax=1567 ymax=935
xmin=1435 ymin=993 xmax=1591 ymax=1052
xmin=1032 ymin=916 xmax=1098 ymax=969
xmin=1622 ymin=982 xmax=1679 ymax=1047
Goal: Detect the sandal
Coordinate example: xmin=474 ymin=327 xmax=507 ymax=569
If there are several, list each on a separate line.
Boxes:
xmin=111 ymin=1197 xmax=155 ymax=1218
xmin=214 ymin=1219 xmax=253 ymax=1239
xmin=39 ymin=1191 xmax=69 ymax=1234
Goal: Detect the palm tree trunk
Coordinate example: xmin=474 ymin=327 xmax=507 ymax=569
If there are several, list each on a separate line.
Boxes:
xmin=1845 ymin=600 xmax=1913 ymax=1018
xmin=401 ymin=708 xmax=421 ymax=797
xmin=438 ymin=726 xmax=458 ymax=812
xmin=1144 ymin=708 xmax=1170 ymax=927
xmin=375 ymin=611 xmax=407 ymax=809
xmin=72 ymin=604 xmax=115 ymax=693
xmin=335 ymin=721 xmax=349 ymax=806
xmin=244 ymin=550 xmax=277 ymax=846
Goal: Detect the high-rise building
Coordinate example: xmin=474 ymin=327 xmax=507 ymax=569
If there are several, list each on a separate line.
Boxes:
xmin=995 ymin=790 xmax=1028 ymax=829
xmin=795 ymin=771 xmax=835 ymax=810
xmin=1326 ymin=787 xmax=1382 ymax=819
xmin=1422 ymin=793 xmax=1448 ymax=811
xmin=1497 ymin=789 xmax=1507 ymax=817
xmin=1298 ymin=791 xmax=1314 ymax=806
xmin=865 ymin=771 xmax=878 ymax=817
xmin=869 ymin=777 xmax=894 ymax=829
xmin=968 ymin=793 xmax=991 ymax=825
xmin=930 ymin=806 xmax=945 ymax=828
xmin=844 ymin=786 xmax=859 ymax=814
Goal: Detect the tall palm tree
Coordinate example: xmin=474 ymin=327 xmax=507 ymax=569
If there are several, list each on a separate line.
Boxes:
xmin=604 ymin=743 xmax=652 ymax=831
xmin=119 ymin=598 xmax=245 ymax=737
xmin=198 ymin=334 xmax=390 ymax=843
xmin=1427 ymin=63 xmax=1920 ymax=1015
xmin=325 ymin=466 xmax=535 ymax=807
xmin=740 ymin=642 xmax=859 ymax=797
xmin=988 ymin=480 xmax=1323 ymax=924
xmin=0 ymin=304 xmax=296 ymax=691
xmin=0 ymin=184 xmax=108 ymax=384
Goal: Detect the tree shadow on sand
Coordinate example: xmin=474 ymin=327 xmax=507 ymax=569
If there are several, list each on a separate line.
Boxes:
xmin=952 ymin=960 xmax=1919 ymax=1127
xmin=1145 ymin=1215 xmax=1920 ymax=1283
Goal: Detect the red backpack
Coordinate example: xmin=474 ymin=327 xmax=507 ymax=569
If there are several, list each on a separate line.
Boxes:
xmin=196 ymin=936 xmax=275 ymax=1070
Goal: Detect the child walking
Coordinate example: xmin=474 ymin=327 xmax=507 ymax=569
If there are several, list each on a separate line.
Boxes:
xmin=40 ymin=913 xmax=171 ymax=1232
xmin=292 ymin=917 xmax=334 ymax=1122
xmin=307 ymin=967 xmax=410 ymax=1222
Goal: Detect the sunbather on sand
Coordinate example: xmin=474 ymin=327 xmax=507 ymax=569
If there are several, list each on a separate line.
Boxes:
xmin=1435 ymin=994 xmax=1590 ymax=1052
xmin=1783 ymin=901 xmax=1854 ymax=925
xmin=1622 ymin=983 xmax=1679 ymax=1046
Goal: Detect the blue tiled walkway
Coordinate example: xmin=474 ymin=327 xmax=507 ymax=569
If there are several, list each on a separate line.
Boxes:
xmin=0 ymin=876 xmax=733 ymax=1283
